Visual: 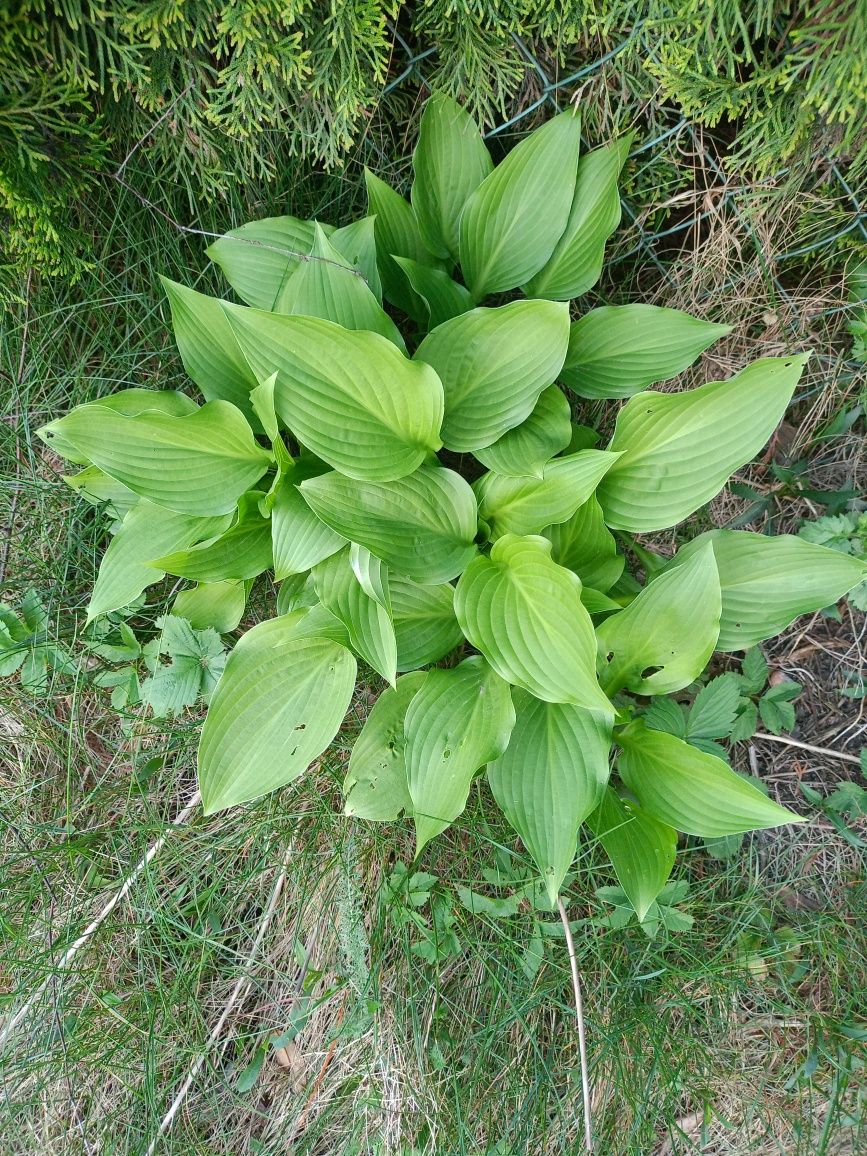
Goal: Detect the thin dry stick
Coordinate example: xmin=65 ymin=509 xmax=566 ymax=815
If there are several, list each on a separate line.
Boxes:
xmin=145 ymin=847 xmax=293 ymax=1154
xmin=0 ymin=788 xmax=201 ymax=1050
xmin=752 ymin=732 xmax=862 ymax=766
xmin=557 ymin=896 xmax=593 ymax=1154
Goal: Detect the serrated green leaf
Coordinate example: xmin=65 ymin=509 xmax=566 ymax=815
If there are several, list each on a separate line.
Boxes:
xmin=542 ymin=496 xmax=624 ymax=592
xmin=459 ymin=111 xmax=583 ymax=300
xmin=687 ymin=674 xmax=742 ymax=739
xmin=560 ymin=304 xmax=731 ymax=399
xmin=207 ymin=215 xmax=330 ymax=309
xmin=670 ymin=530 xmax=867 ymax=650
xmin=313 ymin=546 xmax=397 ymax=684
xmin=644 ymin=697 xmax=688 ymax=738
xmin=154 ymin=492 xmax=272 ymax=583
xmin=343 ymin=672 xmax=428 ymax=820
xmin=730 ymin=700 xmax=759 ymax=742
xmin=392 ymin=257 xmax=475 ymax=329
xmin=617 ymin=722 xmax=804 ymax=836
xmin=87 ymin=502 xmax=230 ymax=621
xmin=524 ymin=136 xmax=631 ymax=300
xmin=411 ymin=93 xmax=493 ymax=260
xmin=597 ymin=354 xmax=810 ymax=532
xmin=455 ymin=887 xmax=521 ymax=918
xmin=475 ymin=451 xmax=621 ymax=539
xmin=406 ymin=656 xmax=515 ymax=852
xmin=474 ymin=386 xmax=572 ymax=478
xmin=42 ymin=400 xmax=272 ymax=517
xmin=597 ymin=543 xmax=721 ymax=696
xmin=161 ymin=278 xmax=261 ymax=420
xmin=454 ymin=534 xmax=610 ymax=710
xmin=171 ymin=581 xmax=247 ymax=634
xmin=488 ymin=690 xmax=612 ymax=903
xmin=758 ymin=693 xmax=797 ymax=735
xmin=273 ymin=224 xmax=405 ymax=349
xmin=414 ymin=299 xmax=570 ymax=452
xmin=740 ymin=646 xmax=769 ymax=693
xmin=223 ymin=304 xmax=444 ymax=482
xmin=198 ymin=616 xmax=357 ymax=813
xmin=586 ymin=787 xmax=677 ymax=920
xmin=389 ymin=576 xmax=463 ymax=671
xmin=299 ymin=467 xmax=478 ymax=584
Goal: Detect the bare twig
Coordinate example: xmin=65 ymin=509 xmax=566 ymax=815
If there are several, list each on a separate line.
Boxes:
xmin=0 ymin=788 xmax=202 ymax=1051
xmin=558 ymin=895 xmax=593 ymax=1154
xmin=145 ymin=844 xmax=293 ymax=1153
xmin=752 ymin=732 xmax=862 ymax=766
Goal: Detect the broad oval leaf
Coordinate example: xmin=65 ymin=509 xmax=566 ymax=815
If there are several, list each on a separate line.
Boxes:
xmin=329 ymin=216 xmax=382 ymax=302
xmin=171 ymin=581 xmax=248 ymax=634
xmin=44 ymin=400 xmax=272 ymax=516
xmin=458 ymin=111 xmax=584 ymax=300
xmin=161 ymin=278 xmax=261 ymax=420
xmin=273 ymin=223 xmax=405 ymax=349
xmin=198 ymin=616 xmax=356 ymax=814
xmin=671 ymin=530 xmax=867 ymax=650
xmin=313 ymin=546 xmax=397 ymax=684
xmin=65 ymin=466 xmax=139 ymax=524
xmin=392 ymin=257 xmax=475 ymax=329
xmin=475 ymin=450 xmax=621 ymax=538
xmin=350 ymin=544 xmax=391 ymax=609
xmin=617 ymin=722 xmax=805 ymax=837
xmin=299 ymin=467 xmax=478 ymax=584
xmin=488 ymin=690 xmax=613 ymax=903
xmin=414 ymin=300 xmax=570 ymax=452
xmin=597 ymin=354 xmax=810 ymax=532
xmin=560 ymin=304 xmax=732 ymax=399
xmin=597 ymin=542 xmax=721 ymax=695
xmin=343 ymin=672 xmax=427 ymax=820
xmin=206 ymin=215 xmax=330 ymax=309
xmin=586 ymin=787 xmax=677 ymax=920
xmin=364 ymin=169 xmax=441 ymax=316
xmin=39 ymin=388 xmax=199 ymax=464
xmin=406 ymin=656 xmax=515 ymax=852
xmin=411 ymin=92 xmax=493 ymax=260
xmin=153 ymin=493 xmax=273 ymax=583
xmin=454 ymin=534 xmax=610 ymax=710
xmin=474 ymin=386 xmax=572 ymax=478
xmin=87 ymin=502 xmax=230 ymax=622
xmin=390 ymin=575 xmax=463 ymax=671
xmin=524 ymin=137 xmax=631 ymax=300
xmin=543 ymin=497 xmax=624 ymax=592
xmin=271 ymin=460 xmax=346 ymax=579
xmin=223 ymin=304 xmax=444 ymax=481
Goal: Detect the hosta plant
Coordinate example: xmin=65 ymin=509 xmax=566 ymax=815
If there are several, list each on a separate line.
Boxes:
xmin=38 ymin=97 xmax=867 ymax=918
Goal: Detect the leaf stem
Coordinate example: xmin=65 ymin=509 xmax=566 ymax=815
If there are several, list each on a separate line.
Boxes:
xmin=557 ymin=894 xmax=593 ymax=1153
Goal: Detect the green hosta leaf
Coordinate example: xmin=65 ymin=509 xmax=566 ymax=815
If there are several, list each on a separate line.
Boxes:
xmin=597 ymin=543 xmax=721 ymax=696
xmin=454 ymin=534 xmax=610 ymax=710
xmin=459 ymin=110 xmax=584 ymax=300
xmin=43 ymin=400 xmax=272 ymax=517
xmin=65 ymin=467 xmax=138 ymax=524
xmin=364 ymin=169 xmax=440 ymax=316
xmin=474 ymin=385 xmax=572 ymax=478
xmin=524 ymin=136 xmax=631 ymax=300
xmin=271 ymin=460 xmax=346 ymax=579
xmin=411 ymin=92 xmax=493 ymax=259
xmin=597 ymin=354 xmax=810 ymax=532
xmin=617 ymin=722 xmax=804 ymax=837
xmin=299 ymin=467 xmax=478 ymax=584
xmin=414 ymin=300 xmax=570 ymax=452
xmin=207 ymin=215 xmax=329 ymax=310
xmin=687 ymin=674 xmax=742 ymax=740
xmin=313 ymin=546 xmax=397 ymax=684
xmin=586 ymin=787 xmax=677 ymax=920
xmin=350 ymin=544 xmax=390 ymax=609
xmin=390 ymin=576 xmax=463 ymax=671
xmin=224 ymin=305 xmax=444 ymax=482
xmin=671 ymin=530 xmax=867 ymax=650
xmin=198 ymin=615 xmax=357 ymax=814
xmin=543 ymin=497 xmax=624 ymax=592
xmin=406 ymin=656 xmax=515 ymax=852
xmin=153 ymin=493 xmax=273 ymax=582
xmin=171 ymin=581 xmax=248 ymax=634
xmin=329 ymin=216 xmax=382 ymax=302
xmin=161 ymin=278 xmax=260 ymax=420
xmin=560 ymin=304 xmax=732 ymax=399
xmin=488 ymin=690 xmax=612 ymax=903
xmin=475 ymin=450 xmax=620 ymax=538
xmin=392 ymin=257 xmax=474 ymax=329
xmin=273 ymin=223 xmax=405 ymax=349
xmin=87 ymin=502 xmax=230 ymax=621
xmin=343 ymin=672 xmax=427 ymax=820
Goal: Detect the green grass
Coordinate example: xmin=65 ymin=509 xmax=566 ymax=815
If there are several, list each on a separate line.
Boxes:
xmin=2 ymin=128 xmax=866 ymax=1155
